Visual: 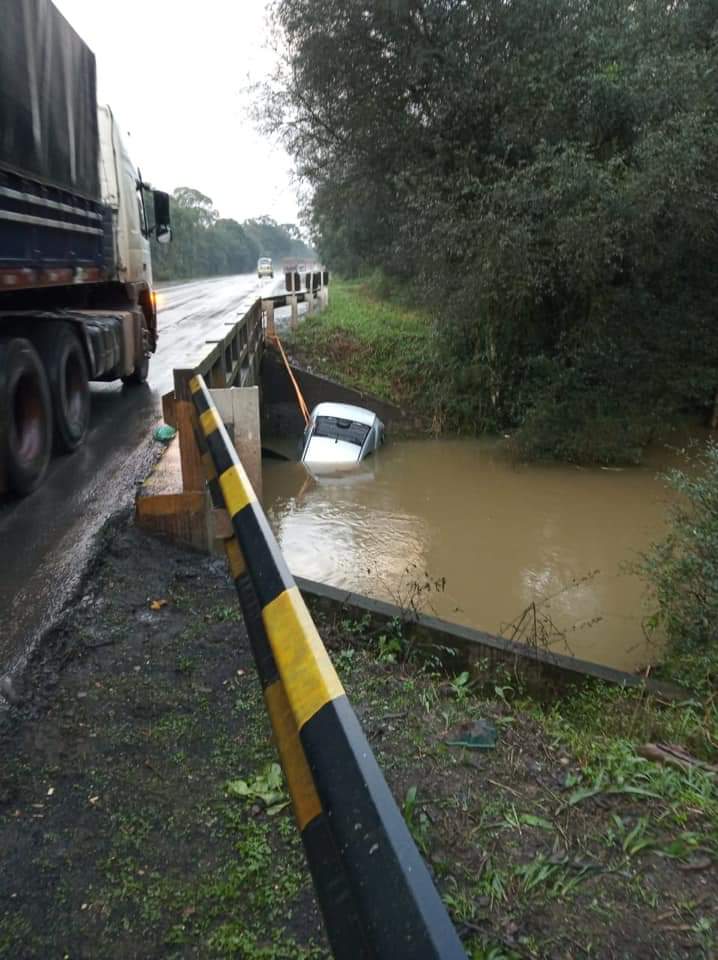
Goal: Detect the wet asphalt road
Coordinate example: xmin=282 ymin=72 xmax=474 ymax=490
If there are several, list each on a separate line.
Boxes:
xmin=0 ymin=272 xmax=280 ymax=688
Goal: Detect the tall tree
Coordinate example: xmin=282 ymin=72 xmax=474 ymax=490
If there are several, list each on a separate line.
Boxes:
xmin=263 ymin=0 xmax=718 ymax=459
xmin=151 ymin=188 xmax=313 ymax=281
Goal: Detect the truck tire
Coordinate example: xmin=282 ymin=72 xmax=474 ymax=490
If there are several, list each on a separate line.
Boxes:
xmin=122 ymin=317 xmax=150 ymax=385
xmin=0 ymin=337 xmax=53 ymax=495
xmin=33 ymin=323 xmax=90 ymax=452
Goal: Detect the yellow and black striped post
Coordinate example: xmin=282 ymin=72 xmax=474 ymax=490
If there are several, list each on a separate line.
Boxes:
xmin=194 ymin=425 xmax=371 ymax=959
xmin=191 ymin=374 xmax=466 ymax=959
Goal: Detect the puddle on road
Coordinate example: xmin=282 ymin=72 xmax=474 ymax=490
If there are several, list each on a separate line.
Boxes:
xmin=262 ymin=437 xmax=685 ymax=671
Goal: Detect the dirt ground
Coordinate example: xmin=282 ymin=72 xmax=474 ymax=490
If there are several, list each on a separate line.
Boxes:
xmin=1 ymin=517 xmax=716 ymax=959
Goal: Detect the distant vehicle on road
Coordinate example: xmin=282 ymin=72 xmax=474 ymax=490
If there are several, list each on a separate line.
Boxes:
xmin=257 ymin=258 xmax=274 ymax=279
xmin=300 ymin=402 xmax=384 ymax=467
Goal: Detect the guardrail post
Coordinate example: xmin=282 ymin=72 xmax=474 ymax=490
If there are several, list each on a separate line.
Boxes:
xmin=289 ymin=292 xmax=299 ymax=329
xmin=191 ymin=416 xmax=371 ymax=959
xmin=264 ymin=299 xmax=275 ymax=338
xmin=320 ymin=269 xmax=330 ymax=309
xmin=174 ymin=369 xmax=205 ymax=492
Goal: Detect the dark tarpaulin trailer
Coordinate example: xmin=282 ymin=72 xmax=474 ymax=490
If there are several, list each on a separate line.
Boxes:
xmin=0 ymin=0 xmax=99 ymax=199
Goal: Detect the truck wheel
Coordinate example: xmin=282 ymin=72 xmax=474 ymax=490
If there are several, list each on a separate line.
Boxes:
xmin=34 ymin=323 xmax=90 ymax=452
xmin=0 ymin=337 xmax=53 ymax=495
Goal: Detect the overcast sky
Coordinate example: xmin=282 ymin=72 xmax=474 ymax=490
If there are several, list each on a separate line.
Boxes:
xmin=53 ymin=0 xmax=301 ymax=225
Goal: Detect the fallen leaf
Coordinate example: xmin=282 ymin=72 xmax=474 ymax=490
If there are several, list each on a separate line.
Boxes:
xmin=227 ymin=780 xmax=251 ymax=797
xmin=520 ymin=814 xmax=554 ymax=831
xmin=149 ymin=599 xmax=168 ymax=611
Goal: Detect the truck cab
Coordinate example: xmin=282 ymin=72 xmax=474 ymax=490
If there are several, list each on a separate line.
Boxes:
xmin=98 ymin=105 xmax=171 ymax=290
xmin=97 ymin=104 xmax=170 ymax=352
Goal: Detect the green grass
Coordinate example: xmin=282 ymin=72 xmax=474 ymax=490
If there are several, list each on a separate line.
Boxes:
xmin=534 ymin=683 xmax=718 ymax=837
xmin=4 ymin=519 xmax=717 ymax=960
xmin=285 ymin=277 xmax=436 ymax=416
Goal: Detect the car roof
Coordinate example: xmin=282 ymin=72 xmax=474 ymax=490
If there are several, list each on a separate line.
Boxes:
xmin=311 ymin=402 xmax=378 ymax=426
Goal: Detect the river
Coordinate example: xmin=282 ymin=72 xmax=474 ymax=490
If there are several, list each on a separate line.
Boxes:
xmin=261 ymin=436 xmax=696 ymax=672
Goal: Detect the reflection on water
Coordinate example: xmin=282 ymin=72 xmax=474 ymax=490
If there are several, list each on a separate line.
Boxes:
xmin=263 ymin=437 xmax=680 ymax=671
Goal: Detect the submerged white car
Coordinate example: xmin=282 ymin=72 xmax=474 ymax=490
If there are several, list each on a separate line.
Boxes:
xmin=300 ymin=402 xmax=384 ymax=467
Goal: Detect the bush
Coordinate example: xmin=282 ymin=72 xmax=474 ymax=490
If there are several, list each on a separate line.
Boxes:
xmin=640 ymin=441 xmax=718 ymax=690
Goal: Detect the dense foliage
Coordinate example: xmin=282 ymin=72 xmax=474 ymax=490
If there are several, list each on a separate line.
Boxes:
xmin=264 ymin=0 xmax=718 ymax=461
xmin=640 ymin=443 xmax=718 ymax=692
xmin=151 ymin=188 xmax=314 ymax=281
xmin=242 ymin=217 xmax=314 ymax=265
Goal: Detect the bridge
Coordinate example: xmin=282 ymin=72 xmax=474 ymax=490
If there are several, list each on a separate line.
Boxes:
xmin=136 ymin=269 xmax=329 ymax=551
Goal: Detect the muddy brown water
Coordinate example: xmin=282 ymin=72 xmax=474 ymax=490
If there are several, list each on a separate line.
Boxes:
xmin=262 ymin=436 xmax=694 ymax=672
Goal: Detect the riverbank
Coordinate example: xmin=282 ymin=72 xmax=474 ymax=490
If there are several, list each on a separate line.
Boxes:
xmin=285 ymin=277 xmax=715 ymax=466
xmin=284 ymin=276 xmax=439 ymax=428
xmin=1 ymin=516 xmax=716 ymax=959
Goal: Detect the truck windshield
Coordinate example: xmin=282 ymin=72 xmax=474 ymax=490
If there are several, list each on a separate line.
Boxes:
xmin=313 ymin=416 xmax=370 ymax=447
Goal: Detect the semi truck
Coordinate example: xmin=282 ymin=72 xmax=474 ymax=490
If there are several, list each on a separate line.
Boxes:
xmin=0 ymin=0 xmax=170 ymax=495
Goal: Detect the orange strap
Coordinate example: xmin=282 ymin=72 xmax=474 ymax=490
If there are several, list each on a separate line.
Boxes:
xmin=270 ymin=333 xmax=310 ymax=426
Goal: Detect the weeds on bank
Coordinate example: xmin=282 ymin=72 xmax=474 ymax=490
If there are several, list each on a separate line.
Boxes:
xmin=284 ymin=278 xmax=435 ymax=414
xmin=636 ymin=442 xmax=718 ymax=686
xmin=97 ymin=767 xmax=317 ymax=959
xmin=336 ymin=601 xmax=717 ymax=841
xmin=226 ymin=763 xmax=290 ymax=817
xmin=537 ymin=685 xmax=718 ymax=839
xmin=402 ymin=786 xmax=432 ymax=856
xmin=335 ymin=562 xmax=452 ymax=670
xmin=500 ymin=570 xmax=603 ymax=659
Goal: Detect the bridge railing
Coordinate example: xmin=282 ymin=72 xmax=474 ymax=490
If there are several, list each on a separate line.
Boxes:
xmin=166 ymin=298 xmax=263 ymax=496
xmin=262 ymin=269 xmax=330 ymax=334
xmin=190 ymin=372 xmax=466 ymax=960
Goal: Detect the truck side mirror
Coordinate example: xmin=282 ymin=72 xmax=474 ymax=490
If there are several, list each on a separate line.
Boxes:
xmin=153 ymin=191 xmax=171 ymax=243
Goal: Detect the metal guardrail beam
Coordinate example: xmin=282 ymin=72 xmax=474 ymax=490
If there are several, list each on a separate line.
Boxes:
xmin=190 ymin=373 xmax=466 ymax=960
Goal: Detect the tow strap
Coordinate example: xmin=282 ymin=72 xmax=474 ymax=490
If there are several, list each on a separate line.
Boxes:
xmin=269 ymin=333 xmax=310 ymax=426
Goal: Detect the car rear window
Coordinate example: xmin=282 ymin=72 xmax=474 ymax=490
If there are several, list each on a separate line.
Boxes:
xmin=313 ymin=416 xmax=370 ymax=447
